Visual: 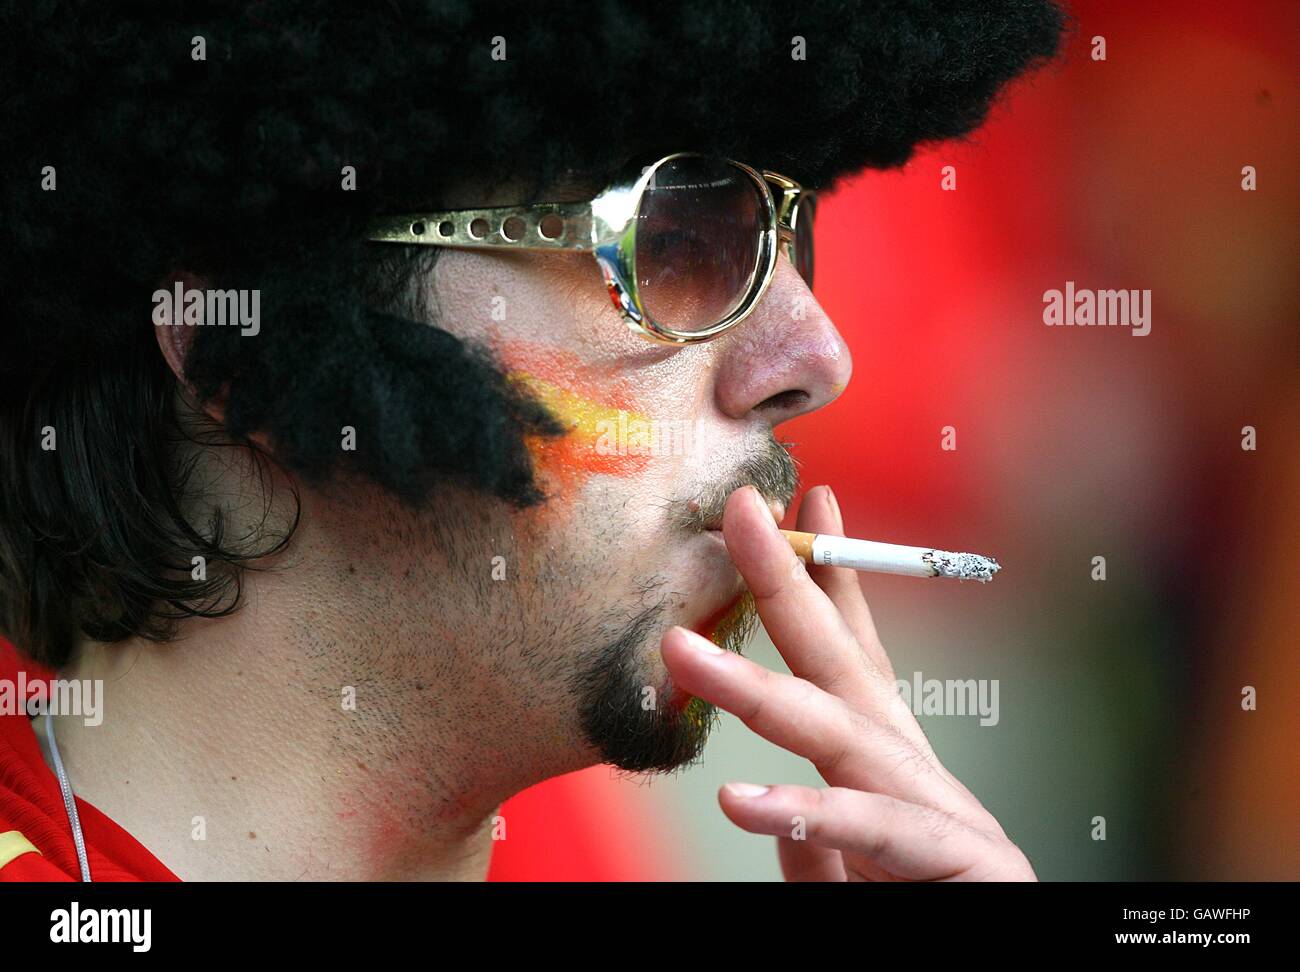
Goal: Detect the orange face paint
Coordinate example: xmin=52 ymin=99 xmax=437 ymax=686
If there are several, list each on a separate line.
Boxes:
xmin=493 ymin=341 xmax=655 ymax=493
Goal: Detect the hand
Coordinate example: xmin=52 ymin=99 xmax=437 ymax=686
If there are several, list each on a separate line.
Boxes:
xmin=661 ymin=484 xmax=1036 ymax=881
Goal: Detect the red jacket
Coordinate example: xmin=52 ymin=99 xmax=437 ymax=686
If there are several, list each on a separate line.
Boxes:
xmin=0 ymin=647 xmax=178 ymax=880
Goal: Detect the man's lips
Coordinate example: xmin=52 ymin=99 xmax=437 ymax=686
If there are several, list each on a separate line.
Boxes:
xmin=669 ymin=591 xmax=748 ymax=712
xmin=688 ymin=593 xmax=744 ymax=639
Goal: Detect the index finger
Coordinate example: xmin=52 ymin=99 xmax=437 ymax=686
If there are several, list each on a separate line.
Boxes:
xmin=723 ymin=485 xmax=898 ymax=716
xmin=795 ymin=485 xmax=891 ymax=681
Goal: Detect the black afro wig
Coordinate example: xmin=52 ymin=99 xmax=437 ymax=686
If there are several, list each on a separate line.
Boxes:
xmin=2 ymin=0 xmax=1066 ymax=505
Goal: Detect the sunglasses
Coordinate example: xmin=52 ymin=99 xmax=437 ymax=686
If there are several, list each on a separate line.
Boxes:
xmin=365 ymin=151 xmax=815 ymax=345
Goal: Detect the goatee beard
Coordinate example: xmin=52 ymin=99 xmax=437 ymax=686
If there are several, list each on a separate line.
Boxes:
xmin=574 ymin=592 xmax=759 ymax=774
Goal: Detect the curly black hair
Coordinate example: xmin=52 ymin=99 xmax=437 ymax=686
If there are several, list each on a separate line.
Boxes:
xmin=0 ymin=0 xmax=1066 ymax=667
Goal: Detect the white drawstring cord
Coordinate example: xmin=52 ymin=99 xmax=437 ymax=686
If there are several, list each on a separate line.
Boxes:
xmin=44 ymin=711 xmax=92 ymax=882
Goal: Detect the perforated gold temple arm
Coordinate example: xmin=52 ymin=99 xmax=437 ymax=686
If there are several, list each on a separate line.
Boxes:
xmin=367 ymin=201 xmax=595 ymax=251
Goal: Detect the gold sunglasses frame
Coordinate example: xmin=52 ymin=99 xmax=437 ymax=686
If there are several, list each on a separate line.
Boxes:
xmin=365 ymin=151 xmax=815 ymax=345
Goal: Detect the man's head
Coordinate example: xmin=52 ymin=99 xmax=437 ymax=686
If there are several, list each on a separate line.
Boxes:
xmin=0 ymin=1 xmax=1065 ymax=779
xmin=368 ymin=167 xmax=837 ymax=774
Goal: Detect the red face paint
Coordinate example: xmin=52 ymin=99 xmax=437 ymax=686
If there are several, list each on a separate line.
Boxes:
xmin=690 ymin=594 xmax=743 ymax=643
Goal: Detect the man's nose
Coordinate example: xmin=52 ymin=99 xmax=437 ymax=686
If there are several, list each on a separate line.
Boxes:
xmin=710 ymin=257 xmax=852 ymax=424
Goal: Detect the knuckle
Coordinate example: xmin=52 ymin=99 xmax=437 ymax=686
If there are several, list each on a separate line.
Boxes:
xmin=814 ymin=700 xmax=865 ymax=775
xmin=800 ymin=786 xmax=830 ymax=829
xmin=790 ymin=555 xmax=810 ymax=583
xmin=745 ymin=668 xmax=803 ymax=728
xmin=736 ymin=663 xmax=778 ymax=721
xmin=862 ymin=797 xmax=895 ymax=859
xmin=752 ymin=555 xmax=800 ymax=602
xmin=876 ymin=719 xmax=932 ymax=778
xmin=792 ymin=673 xmax=824 ymax=710
xmin=919 ymin=806 xmax=964 ymax=843
xmin=820 ymin=661 xmax=858 ymax=700
xmin=967 ymin=838 xmax=1035 ymax=881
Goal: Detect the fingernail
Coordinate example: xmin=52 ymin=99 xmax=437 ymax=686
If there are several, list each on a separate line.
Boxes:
xmin=725 ymin=782 xmax=770 ymax=798
xmin=751 ymin=487 xmax=774 ymax=525
xmin=678 ymin=627 xmax=724 ymax=655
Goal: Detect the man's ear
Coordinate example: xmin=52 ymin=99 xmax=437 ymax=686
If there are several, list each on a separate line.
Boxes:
xmin=154 ymin=271 xmax=200 ymax=380
xmin=153 ymin=270 xmax=228 ymax=425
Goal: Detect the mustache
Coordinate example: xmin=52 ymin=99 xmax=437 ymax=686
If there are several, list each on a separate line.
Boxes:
xmin=668 ymin=436 xmax=800 ymax=533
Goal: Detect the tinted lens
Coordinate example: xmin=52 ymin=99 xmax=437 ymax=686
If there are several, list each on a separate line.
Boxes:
xmin=794 ymin=195 xmax=815 ymax=289
xmin=634 ymin=157 xmax=765 ymax=333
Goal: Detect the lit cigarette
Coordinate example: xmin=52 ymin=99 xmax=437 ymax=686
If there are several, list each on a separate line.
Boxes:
xmin=781 ymin=531 xmax=1001 ymax=582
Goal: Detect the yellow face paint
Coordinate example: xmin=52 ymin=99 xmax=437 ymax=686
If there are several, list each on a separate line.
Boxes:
xmin=492 ymin=336 xmax=661 ymax=494
xmin=507 ymin=372 xmax=654 ymax=483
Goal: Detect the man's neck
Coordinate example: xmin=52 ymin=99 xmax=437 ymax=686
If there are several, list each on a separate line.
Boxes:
xmin=42 ymin=571 xmax=539 ymax=881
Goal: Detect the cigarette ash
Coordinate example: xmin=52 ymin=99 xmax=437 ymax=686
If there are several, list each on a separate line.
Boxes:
xmin=924 ymin=550 xmax=1001 ymax=583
